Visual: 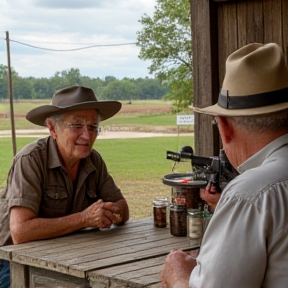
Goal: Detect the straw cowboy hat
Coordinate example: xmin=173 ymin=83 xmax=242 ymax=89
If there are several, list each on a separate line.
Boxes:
xmin=26 ymin=85 xmax=122 ymax=126
xmin=192 ymin=43 xmax=288 ymax=116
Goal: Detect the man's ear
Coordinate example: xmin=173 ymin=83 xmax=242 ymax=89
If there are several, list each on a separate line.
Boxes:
xmin=218 ymin=116 xmax=233 ymax=144
xmin=46 ymin=119 xmax=57 ymax=140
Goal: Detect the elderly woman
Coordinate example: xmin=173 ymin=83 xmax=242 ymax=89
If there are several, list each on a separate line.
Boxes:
xmin=0 ymin=86 xmax=129 ymax=288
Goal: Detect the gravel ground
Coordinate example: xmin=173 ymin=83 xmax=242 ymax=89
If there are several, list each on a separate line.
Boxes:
xmin=0 ymin=129 xmax=190 ymax=139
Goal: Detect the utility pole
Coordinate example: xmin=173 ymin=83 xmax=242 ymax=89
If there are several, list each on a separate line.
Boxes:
xmin=5 ymin=31 xmax=17 ymax=156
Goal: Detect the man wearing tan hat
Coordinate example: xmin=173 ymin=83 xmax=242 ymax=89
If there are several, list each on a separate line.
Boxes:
xmin=160 ymin=43 xmax=288 ymax=287
xmin=0 ymin=86 xmax=129 ymax=288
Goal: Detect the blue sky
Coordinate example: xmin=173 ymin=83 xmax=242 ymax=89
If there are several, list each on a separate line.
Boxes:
xmin=0 ymin=0 xmax=155 ymax=79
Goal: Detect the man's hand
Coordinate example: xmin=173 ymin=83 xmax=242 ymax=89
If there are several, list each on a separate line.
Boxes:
xmin=81 ymin=199 xmax=125 ymax=228
xmin=200 ymin=183 xmax=221 ymax=212
xmin=102 ymin=202 xmax=123 ymax=225
xmin=160 ymin=249 xmax=197 ymax=288
xmin=81 ymin=200 xmax=113 ymax=228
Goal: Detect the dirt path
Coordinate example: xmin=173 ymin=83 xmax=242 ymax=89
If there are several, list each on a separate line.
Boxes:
xmin=0 ymin=129 xmax=193 ymax=139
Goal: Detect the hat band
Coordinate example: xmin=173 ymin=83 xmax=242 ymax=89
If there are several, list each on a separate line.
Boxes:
xmin=218 ymin=87 xmax=288 ymax=109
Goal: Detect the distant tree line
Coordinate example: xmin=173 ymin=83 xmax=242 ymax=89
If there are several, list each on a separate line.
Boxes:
xmin=0 ymin=64 xmax=170 ymax=101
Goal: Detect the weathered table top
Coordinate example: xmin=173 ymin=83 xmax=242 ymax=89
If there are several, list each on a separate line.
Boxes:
xmin=0 ymin=217 xmax=199 ymax=287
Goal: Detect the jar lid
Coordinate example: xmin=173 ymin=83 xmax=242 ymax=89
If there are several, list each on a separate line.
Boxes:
xmin=169 ymin=204 xmax=187 ymax=211
xmin=187 ymin=209 xmax=203 ymax=216
xmin=153 ymin=197 xmax=169 ymax=206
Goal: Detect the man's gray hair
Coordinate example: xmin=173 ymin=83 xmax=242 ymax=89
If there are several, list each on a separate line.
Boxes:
xmin=46 ymin=110 xmax=102 ymax=124
xmin=47 ymin=114 xmax=63 ymax=123
xmin=230 ymin=109 xmax=288 ymax=133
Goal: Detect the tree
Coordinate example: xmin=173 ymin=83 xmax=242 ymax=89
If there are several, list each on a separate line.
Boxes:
xmin=136 ymin=0 xmax=193 ymax=111
xmin=81 ymin=76 xmax=104 ymax=99
xmin=0 ymin=64 xmax=8 ymax=100
xmin=31 ymin=77 xmax=54 ymax=99
xmin=63 ymin=68 xmax=82 ymax=86
xmin=104 ymin=76 xmax=117 ymax=84
xmin=135 ymin=77 xmax=169 ymax=100
xmin=13 ymin=76 xmax=35 ymax=100
xmin=100 ymin=80 xmax=139 ymax=101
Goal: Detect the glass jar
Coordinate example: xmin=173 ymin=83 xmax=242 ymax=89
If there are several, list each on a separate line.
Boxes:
xmin=203 ymin=204 xmax=213 ymax=233
xmin=187 ymin=209 xmax=204 ymax=245
xmin=153 ymin=197 xmax=169 ymax=228
xmin=169 ymin=204 xmax=187 ymax=237
xmin=171 ymin=186 xmax=205 ymax=210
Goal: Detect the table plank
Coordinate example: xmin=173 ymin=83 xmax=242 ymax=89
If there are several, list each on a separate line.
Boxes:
xmin=11 ymin=229 xmax=196 ymax=278
xmin=88 ymin=248 xmax=199 ymax=288
xmin=88 ymin=255 xmax=166 ymax=287
xmin=1 ymin=217 xmax=152 ymax=258
xmin=16 ymin=225 xmax=170 ymax=258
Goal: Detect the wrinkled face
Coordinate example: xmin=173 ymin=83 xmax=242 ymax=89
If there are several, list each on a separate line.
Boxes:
xmin=54 ymin=109 xmax=99 ymax=164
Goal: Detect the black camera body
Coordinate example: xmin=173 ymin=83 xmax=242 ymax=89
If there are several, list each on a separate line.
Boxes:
xmin=166 ymin=146 xmax=239 ymax=192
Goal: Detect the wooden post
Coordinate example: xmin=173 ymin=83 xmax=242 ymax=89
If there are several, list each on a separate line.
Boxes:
xmin=190 ymin=0 xmax=220 ymax=157
xmin=5 ymin=31 xmax=17 ymax=156
xmin=190 ymin=0 xmax=288 ymax=158
xmin=10 ymin=262 xmax=29 ymax=288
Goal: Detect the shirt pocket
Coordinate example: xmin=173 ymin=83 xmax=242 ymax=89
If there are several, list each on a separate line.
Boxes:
xmin=40 ymin=186 xmax=68 ymax=217
xmin=86 ymin=189 xmax=98 ymax=205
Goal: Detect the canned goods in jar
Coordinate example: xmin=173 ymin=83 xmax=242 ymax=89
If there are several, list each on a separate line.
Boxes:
xmin=169 ymin=204 xmax=187 ymax=237
xmin=187 ymin=209 xmax=203 ymax=243
xmin=171 ymin=186 xmax=205 ymax=210
xmin=153 ymin=197 xmax=169 ymax=228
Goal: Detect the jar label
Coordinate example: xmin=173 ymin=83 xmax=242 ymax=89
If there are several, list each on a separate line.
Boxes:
xmin=188 ymin=217 xmax=203 ymax=239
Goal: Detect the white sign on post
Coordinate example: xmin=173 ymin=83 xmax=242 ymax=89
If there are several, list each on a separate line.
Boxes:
xmin=176 ymin=115 xmax=194 ymax=125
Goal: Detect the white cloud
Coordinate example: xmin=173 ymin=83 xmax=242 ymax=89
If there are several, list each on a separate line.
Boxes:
xmin=0 ymin=0 xmax=156 ymax=79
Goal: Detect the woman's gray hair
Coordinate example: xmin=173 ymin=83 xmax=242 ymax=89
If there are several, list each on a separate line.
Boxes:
xmin=229 ymin=109 xmax=288 ymax=133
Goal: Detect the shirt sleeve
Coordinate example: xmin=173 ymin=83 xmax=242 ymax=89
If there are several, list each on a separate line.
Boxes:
xmin=8 ymin=149 xmax=44 ymax=215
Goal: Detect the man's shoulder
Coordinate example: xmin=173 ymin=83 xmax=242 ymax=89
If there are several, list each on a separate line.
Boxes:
xmin=15 ymin=137 xmax=49 ymax=158
xmin=89 ymin=149 xmax=104 ymax=162
xmin=224 ymin=163 xmax=288 ymax=203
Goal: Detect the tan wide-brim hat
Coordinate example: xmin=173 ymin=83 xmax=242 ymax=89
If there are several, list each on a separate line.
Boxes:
xmin=26 ymin=85 xmax=122 ymax=126
xmin=192 ymin=43 xmax=288 ymax=116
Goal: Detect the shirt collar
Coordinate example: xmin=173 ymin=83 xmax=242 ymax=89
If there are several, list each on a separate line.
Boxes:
xmin=238 ymin=133 xmax=288 ymax=173
xmin=47 ymin=136 xmax=96 ymax=173
xmin=47 ymin=136 xmax=62 ymax=169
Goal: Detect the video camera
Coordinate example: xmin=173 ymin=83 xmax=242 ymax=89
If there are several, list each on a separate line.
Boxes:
xmin=166 ymin=146 xmax=239 ymax=192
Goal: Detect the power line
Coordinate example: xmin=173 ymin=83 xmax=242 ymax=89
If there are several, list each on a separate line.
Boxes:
xmin=7 ymin=38 xmax=137 ymax=52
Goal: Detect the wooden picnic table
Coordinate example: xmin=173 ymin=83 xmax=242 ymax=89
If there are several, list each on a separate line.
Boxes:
xmin=0 ymin=217 xmax=199 ymax=288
